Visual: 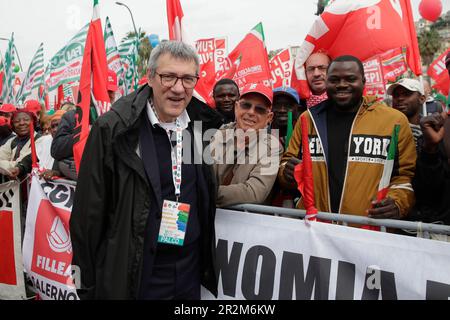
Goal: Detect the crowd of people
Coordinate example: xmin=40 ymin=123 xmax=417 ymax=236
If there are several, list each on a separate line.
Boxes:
xmin=0 ymin=40 xmax=449 ymax=300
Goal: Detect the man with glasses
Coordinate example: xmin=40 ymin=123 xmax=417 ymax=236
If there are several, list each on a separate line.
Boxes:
xmin=70 ymin=41 xmax=221 ymax=300
xmin=210 ymin=83 xmax=282 ymax=207
xmin=305 ymin=52 xmax=331 ymax=108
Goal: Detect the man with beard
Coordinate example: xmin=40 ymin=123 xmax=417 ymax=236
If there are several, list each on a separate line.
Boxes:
xmin=213 ymin=78 xmax=240 ymax=123
xmin=279 ymin=55 xmax=416 ymax=223
xmin=305 ymin=52 xmax=331 ymax=108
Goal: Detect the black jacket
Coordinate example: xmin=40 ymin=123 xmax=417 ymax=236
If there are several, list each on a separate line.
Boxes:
xmin=412 ymin=142 xmax=450 ymax=225
xmin=70 ymin=85 xmax=222 ymax=299
xmin=51 ymin=110 xmax=76 ymax=161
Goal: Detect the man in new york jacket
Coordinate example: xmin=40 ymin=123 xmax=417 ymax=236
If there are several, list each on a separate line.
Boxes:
xmin=279 ymin=55 xmax=416 ymax=221
xmin=70 ymin=41 xmax=222 ymax=299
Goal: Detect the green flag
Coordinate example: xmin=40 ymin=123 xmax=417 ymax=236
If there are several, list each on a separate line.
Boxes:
xmin=16 ymin=43 xmax=45 ymax=104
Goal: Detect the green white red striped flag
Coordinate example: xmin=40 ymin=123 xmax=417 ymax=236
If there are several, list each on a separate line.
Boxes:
xmin=1 ymin=33 xmax=16 ymax=103
xmin=104 ymin=16 xmax=124 ymax=97
xmin=73 ymin=0 xmax=110 ymax=173
xmin=118 ymin=38 xmax=138 ymax=95
xmin=16 ymin=43 xmax=45 ymax=104
xmin=45 ymin=24 xmax=89 ymax=93
xmin=377 ymin=124 xmax=400 ymax=201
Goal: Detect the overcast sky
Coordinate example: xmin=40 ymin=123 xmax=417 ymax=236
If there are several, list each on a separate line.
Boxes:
xmin=0 ymin=0 xmax=449 ymax=69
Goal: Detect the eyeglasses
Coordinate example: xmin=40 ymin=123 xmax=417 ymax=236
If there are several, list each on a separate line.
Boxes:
xmin=305 ymin=65 xmax=328 ymax=74
xmin=239 ymin=101 xmax=270 ymax=115
xmin=155 ymin=72 xmax=199 ymax=89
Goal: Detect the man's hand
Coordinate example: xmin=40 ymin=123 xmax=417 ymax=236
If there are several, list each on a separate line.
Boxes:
xmin=420 ymin=111 xmax=447 ymax=153
xmin=283 ymin=157 xmax=301 ymax=184
xmin=8 ymin=167 xmax=20 ymax=180
xmin=367 ymin=197 xmax=400 ymax=219
xmin=39 ymin=169 xmax=59 ymax=181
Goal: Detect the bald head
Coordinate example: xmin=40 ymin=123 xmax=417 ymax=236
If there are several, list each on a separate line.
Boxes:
xmin=305 ymin=52 xmax=331 ymax=95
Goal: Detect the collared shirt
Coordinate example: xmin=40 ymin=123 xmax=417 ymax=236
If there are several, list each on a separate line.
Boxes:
xmin=146 ymin=100 xmax=191 ymax=132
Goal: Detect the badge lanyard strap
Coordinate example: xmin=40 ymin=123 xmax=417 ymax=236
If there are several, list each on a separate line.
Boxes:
xmin=151 ymin=103 xmax=182 ymax=203
xmin=170 ymin=121 xmax=183 ymax=203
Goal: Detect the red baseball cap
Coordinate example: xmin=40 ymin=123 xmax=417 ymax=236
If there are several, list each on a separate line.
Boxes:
xmin=240 ymin=83 xmax=273 ymax=106
xmin=0 ymin=103 xmax=17 ymax=113
xmin=0 ymin=116 xmax=10 ymax=127
xmin=107 ymin=70 xmax=118 ymax=92
xmin=23 ymin=99 xmax=42 ymax=114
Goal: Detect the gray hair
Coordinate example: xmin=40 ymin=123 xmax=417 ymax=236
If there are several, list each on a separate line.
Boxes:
xmin=147 ymin=40 xmax=200 ymax=77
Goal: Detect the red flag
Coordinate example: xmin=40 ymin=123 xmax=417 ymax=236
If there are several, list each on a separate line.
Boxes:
xmin=195 ymin=37 xmax=228 ymax=106
xmin=166 ymin=0 xmax=192 ymax=45
xmin=428 ymin=49 xmax=450 ymax=96
xmin=294 ymin=0 xmax=422 ymax=98
xmin=294 ymin=115 xmax=318 ymax=222
xmin=73 ymin=0 xmax=110 ymax=173
xmin=216 ymin=23 xmax=272 ymax=92
xmin=29 ymin=120 xmax=38 ymax=169
xmin=57 ymin=84 xmax=64 ymax=110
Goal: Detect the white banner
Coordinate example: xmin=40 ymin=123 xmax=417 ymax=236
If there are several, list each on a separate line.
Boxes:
xmin=202 ymin=209 xmax=450 ymax=300
xmin=0 ymin=181 xmax=26 ymax=300
xmin=23 ymin=176 xmax=78 ymax=300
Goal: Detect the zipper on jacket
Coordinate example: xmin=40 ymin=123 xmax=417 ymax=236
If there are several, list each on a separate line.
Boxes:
xmin=307 ymin=110 xmax=333 ymax=214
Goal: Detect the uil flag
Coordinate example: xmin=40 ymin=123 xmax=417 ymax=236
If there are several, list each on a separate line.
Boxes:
xmin=166 ymin=0 xmax=193 ymax=46
xmin=216 ymin=23 xmax=272 ymax=92
xmin=73 ymin=0 xmax=110 ymax=173
xmin=16 ymin=43 xmax=45 ymax=104
xmin=428 ymin=49 xmax=450 ymax=96
xmin=294 ymin=0 xmax=421 ymax=98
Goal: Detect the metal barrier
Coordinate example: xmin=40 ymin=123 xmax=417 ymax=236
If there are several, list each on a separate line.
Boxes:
xmin=228 ymin=203 xmax=450 ymax=236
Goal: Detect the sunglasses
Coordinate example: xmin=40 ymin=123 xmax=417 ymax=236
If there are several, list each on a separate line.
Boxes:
xmin=239 ymin=101 xmax=270 ymax=115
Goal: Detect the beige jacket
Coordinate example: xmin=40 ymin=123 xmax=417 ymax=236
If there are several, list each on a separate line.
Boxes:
xmin=211 ymin=123 xmax=283 ymax=207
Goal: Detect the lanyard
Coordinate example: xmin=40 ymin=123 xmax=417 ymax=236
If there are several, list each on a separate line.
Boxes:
xmin=151 ymin=103 xmax=183 ymax=202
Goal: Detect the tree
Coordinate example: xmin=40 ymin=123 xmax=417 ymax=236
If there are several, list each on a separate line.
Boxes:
xmin=418 ymin=27 xmax=443 ymax=66
xmin=124 ymin=31 xmax=152 ymax=78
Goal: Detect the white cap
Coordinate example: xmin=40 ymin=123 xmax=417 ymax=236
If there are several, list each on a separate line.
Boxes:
xmin=387 ymin=78 xmax=424 ymax=96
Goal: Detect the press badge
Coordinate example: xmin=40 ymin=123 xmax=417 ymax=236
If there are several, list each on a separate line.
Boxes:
xmin=158 ymin=200 xmax=190 ymax=246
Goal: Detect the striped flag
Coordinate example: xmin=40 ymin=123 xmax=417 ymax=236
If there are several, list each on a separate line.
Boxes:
xmin=16 ymin=43 xmax=45 ymax=104
xmin=73 ymin=0 xmax=110 ymax=173
xmin=377 ymin=124 xmax=400 ymax=201
xmin=104 ymin=16 xmax=124 ymax=98
xmin=45 ymin=24 xmax=89 ymax=93
xmin=118 ymin=38 xmax=138 ymax=95
xmin=0 ymin=33 xmax=16 ymax=103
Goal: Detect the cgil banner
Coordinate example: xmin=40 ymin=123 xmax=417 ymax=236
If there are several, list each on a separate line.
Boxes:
xmin=0 ymin=181 xmax=26 ymax=300
xmin=22 ymin=176 xmax=78 ymax=300
xmin=202 ymin=209 xmax=450 ymax=300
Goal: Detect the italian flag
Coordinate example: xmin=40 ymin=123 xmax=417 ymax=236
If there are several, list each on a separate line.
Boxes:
xmin=73 ymin=0 xmax=110 ymax=173
xmin=377 ymin=124 xmax=400 ymax=201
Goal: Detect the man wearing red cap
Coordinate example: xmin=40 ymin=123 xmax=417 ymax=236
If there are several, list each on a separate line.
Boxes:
xmin=210 ymin=82 xmax=282 ymax=207
xmin=107 ymin=69 xmax=119 ymax=104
